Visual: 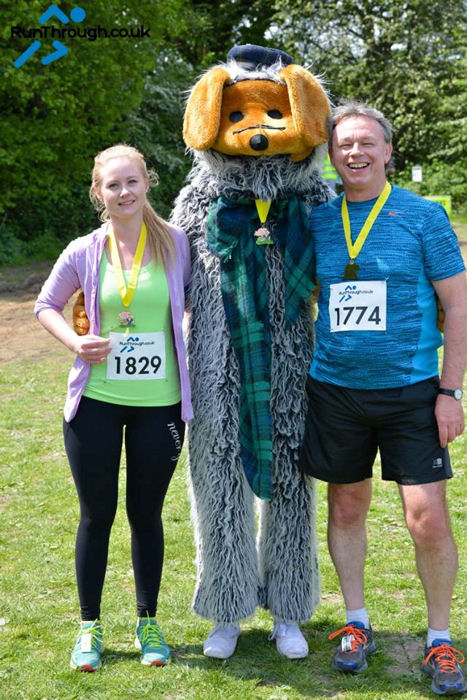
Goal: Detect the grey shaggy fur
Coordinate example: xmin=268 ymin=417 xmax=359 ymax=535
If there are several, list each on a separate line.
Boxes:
xmin=172 ymin=142 xmax=333 ymax=624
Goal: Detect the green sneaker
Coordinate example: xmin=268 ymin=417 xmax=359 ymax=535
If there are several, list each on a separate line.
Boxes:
xmin=70 ymin=620 xmax=104 ymax=672
xmin=135 ymin=616 xmax=170 ymax=666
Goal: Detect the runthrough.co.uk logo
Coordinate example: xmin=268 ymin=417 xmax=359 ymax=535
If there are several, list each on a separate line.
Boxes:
xmin=338 ymin=284 xmax=374 ymax=304
xmin=339 ymin=284 xmax=357 ymax=303
xmin=12 ymin=3 xmax=151 ymax=69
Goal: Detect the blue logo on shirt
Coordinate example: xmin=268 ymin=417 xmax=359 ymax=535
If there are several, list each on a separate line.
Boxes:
xmin=339 ymin=284 xmax=357 ymax=303
xmin=120 ymin=337 xmax=139 ymax=353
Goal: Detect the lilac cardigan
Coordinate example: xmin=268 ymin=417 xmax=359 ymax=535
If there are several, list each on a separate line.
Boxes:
xmin=34 ymin=224 xmax=193 ymax=423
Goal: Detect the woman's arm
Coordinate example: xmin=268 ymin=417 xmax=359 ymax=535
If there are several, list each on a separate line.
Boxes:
xmin=37 ymin=308 xmax=110 ymax=364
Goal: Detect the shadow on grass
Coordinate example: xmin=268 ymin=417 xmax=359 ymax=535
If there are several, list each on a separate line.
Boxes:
xmin=159 ymin=622 xmax=467 ymax=698
xmin=101 ymin=648 xmax=141 ymax=667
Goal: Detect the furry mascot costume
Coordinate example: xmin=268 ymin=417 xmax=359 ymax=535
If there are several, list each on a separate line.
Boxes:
xmin=171 ymin=44 xmax=334 ymax=659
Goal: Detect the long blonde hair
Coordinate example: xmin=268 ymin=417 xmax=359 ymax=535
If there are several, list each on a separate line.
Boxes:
xmin=89 ymin=144 xmax=175 ymax=267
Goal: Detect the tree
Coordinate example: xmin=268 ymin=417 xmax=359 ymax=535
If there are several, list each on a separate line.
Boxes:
xmin=0 ymin=0 xmax=184 ymax=250
xmin=173 ymin=0 xmax=277 ymax=68
xmin=272 ymin=0 xmax=466 ymax=201
xmin=124 ymin=0 xmax=280 ymax=217
xmin=122 ymin=51 xmax=198 ymax=220
xmin=0 ymin=0 xmax=281 ymax=260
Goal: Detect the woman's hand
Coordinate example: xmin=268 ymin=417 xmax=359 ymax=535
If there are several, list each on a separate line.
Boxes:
xmin=37 ymin=308 xmax=110 ymax=364
xmin=73 ymin=334 xmax=111 ymax=364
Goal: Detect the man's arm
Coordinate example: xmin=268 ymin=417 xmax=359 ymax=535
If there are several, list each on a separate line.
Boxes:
xmin=432 ymin=271 xmax=467 ymax=447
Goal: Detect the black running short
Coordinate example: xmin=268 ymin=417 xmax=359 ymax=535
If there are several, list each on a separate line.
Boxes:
xmin=300 ymin=376 xmax=452 ymax=485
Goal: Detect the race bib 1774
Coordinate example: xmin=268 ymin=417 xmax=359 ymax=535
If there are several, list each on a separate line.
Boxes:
xmin=107 ymin=332 xmax=166 ymax=380
xmin=329 ymin=280 xmax=387 ymax=332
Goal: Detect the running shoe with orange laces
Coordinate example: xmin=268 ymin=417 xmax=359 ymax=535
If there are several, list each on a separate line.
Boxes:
xmin=422 ymin=639 xmax=466 ymax=696
xmin=328 ymin=620 xmax=376 ymax=673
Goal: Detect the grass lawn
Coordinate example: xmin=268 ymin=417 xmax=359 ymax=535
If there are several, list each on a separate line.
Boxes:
xmin=0 ymin=320 xmax=465 ymax=699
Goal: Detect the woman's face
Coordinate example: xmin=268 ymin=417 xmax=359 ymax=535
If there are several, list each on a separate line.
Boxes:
xmin=96 ymin=156 xmax=148 ymax=221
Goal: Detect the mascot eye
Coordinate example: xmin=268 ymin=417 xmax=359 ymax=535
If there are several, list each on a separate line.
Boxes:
xmin=267 ymin=110 xmax=283 ymax=119
xmin=229 ymin=111 xmax=244 ymax=123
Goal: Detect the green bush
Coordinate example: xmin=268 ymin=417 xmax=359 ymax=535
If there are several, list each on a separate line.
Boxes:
xmin=0 ymin=225 xmax=28 ymax=266
xmin=393 ymin=159 xmax=467 ymax=214
xmin=0 ymin=225 xmax=68 ymax=267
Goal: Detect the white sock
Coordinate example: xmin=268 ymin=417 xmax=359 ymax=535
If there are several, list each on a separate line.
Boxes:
xmin=427 ymin=627 xmax=451 ymax=647
xmin=346 ymin=607 xmax=370 ymax=629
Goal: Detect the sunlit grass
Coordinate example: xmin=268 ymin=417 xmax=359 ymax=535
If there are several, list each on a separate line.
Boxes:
xmin=0 ymin=349 xmax=465 ymax=699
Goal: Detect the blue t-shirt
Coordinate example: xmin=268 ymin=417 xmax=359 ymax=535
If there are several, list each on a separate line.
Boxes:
xmin=310 ymin=185 xmax=465 ymax=388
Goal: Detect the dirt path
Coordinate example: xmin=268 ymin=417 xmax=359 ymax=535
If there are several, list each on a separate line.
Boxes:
xmin=1 ymin=231 xmax=465 ymax=367
xmin=0 ymin=261 xmax=75 ymax=365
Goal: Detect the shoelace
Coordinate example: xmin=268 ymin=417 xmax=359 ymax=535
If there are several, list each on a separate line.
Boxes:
xmin=79 ymin=621 xmax=102 ymax=651
xmin=328 ymin=624 xmax=368 ymax=653
xmin=139 ymin=619 xmax=164 ymax=648
xmin=425 ymin=644 xmax=465 ymax=673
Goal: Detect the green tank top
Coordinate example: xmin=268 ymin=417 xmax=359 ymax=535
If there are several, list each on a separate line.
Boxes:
xmin=83 ymin=254 xmax=181 ymax=406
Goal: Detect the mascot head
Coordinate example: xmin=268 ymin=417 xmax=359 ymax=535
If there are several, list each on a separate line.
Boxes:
xmin=183 ymin=44 xmax=331 ymax=163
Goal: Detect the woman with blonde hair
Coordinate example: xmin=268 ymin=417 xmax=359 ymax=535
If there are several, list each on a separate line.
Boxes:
xmin=35 ymin=144 xmax=192 ymax=671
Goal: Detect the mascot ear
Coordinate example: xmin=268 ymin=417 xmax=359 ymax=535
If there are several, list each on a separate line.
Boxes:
xmin=280 ymin=64 xmax=331 ymax=147
xmin=183 ymin=66 xmax=232 ymax=150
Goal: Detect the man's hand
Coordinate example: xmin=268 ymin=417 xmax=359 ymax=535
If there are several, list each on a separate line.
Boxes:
xmin=435 ymin=394 xmax=465 ymax=447
xmin=433 ymin=272 xmax=467 ymax=447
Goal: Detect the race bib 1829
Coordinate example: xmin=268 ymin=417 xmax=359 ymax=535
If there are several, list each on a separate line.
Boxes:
xmin=329 ymin=280 xmax=387 ymax=332
xmin=107 ymin=332 xmax=166 ymax=380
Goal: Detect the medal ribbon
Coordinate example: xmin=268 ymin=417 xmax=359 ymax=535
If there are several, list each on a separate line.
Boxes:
xmin=255 ymin=199 xmax=271 ymax=225
xmin=342 ymin=181 xmax=391 ymax=261
xmin=108 ymin=222 xmax=147 ymax=307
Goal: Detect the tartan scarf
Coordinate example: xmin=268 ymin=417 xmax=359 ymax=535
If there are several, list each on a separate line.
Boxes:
xmin=206 ymin=195 xmax=315 ymax=500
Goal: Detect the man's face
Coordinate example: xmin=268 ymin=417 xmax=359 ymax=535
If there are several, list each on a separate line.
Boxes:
xmin=330 ymin=115 xmax=392 ymax=198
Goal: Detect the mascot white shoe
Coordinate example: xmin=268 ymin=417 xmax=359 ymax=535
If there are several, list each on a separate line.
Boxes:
xmin=171 ymin=44 xmax=334 ymax=658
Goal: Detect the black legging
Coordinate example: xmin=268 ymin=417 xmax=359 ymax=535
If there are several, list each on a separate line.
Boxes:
xmin=63 ymin=396 xmax=185 ymax=620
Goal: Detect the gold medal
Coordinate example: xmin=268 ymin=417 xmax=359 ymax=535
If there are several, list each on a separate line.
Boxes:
xmin=117 ymin=310 xmax=135 ymax=327
xmin=254 ymin=226 xmax=272 ymax=244
xmin=254 ymin=199 xmax=273 ymax=245
xmin=342 ymin=261 xmax=360 ymax=280
xmin=108 ymin=222 xmax=147 ymax=327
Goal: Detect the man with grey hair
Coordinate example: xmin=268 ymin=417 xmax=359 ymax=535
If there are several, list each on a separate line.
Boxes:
xmin=301 ymin=101 xmax=467 ymax=695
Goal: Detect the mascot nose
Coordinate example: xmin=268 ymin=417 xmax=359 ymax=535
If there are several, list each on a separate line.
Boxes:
xmin=249 ymin=134 xmax=269 ymax=151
